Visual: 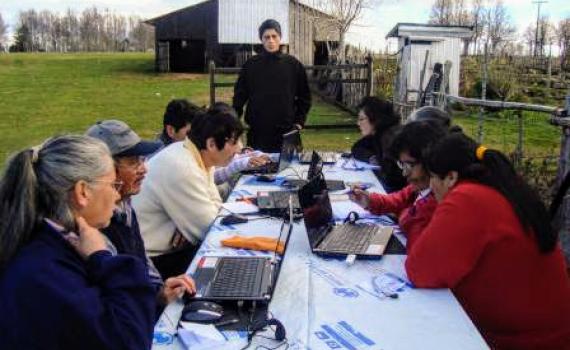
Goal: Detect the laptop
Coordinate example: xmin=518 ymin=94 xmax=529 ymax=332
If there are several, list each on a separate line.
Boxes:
xmin=241 ymin=130 xmax=300 ymax=175
xmin=283 ymin=151 xmax=345 ymax=191
xmin=299 ymin=150 xmax=339 ymax=164
xmin=191 ymin=206 xmax=294 ymax=301
xmin=298 ymin=174 xmax=394 ymax=259
xmin=257 ymin=190 xmax=301 ymax=212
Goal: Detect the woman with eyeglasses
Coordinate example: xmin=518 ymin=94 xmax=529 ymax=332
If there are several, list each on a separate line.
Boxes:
xmin=351 ymin=121 xmax=446 ymax=250
xmin=351 ymin=97 xmax=406 ymax=192
xmin=0 ymin=135 xmax=156 ymax=350
xmin=406 ymin=132 xmax=570 ymax=349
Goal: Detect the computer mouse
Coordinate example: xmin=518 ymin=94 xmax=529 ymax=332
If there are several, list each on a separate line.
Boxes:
xmin=180 ymin=301 xmax=224 ymax=323
xmin=220 ymin=214 xmax=249 ymax=225
xmin=257 ymin=174 xmax=276 ymax=182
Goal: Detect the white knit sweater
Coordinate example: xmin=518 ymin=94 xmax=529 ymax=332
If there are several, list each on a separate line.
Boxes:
xmin=132 ymin=139 xmax=222 ymax=256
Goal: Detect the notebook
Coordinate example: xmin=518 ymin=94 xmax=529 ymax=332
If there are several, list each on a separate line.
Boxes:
xmin=192 ymin=202 xmax=294 ymax=301
xmin=298 ymin=174 xmax=394 ymax=259
xmin=241 ymin=130 xmax=300 ymax=175
xmin=282 ymin=151 xmax=345 ymax=191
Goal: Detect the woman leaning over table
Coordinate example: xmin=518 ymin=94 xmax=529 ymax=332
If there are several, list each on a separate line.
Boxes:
xmin=0 ymin=135 xmax=156 ymax=350
xmin=350 ymin=121 xmax=447 ymax=251
xmin=406 ymin=132 xmax=570 ymax=350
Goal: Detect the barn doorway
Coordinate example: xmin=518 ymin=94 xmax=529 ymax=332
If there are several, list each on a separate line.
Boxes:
xmin=169 ymin=39 xmax=206 ymax=72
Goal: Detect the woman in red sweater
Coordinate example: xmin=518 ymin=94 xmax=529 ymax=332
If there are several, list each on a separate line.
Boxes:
xmin=351 ymin=121 xmax=446 ymax=250
xmin=407 ymin=133 xmax=570 ymax=349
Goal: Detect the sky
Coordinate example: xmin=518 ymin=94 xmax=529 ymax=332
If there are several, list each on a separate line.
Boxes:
xmin=1 ymin=0 xmax=569 ymax=52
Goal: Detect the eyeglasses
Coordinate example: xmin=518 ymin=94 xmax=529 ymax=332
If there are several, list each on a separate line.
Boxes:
xmin=92 ymin=179 xmax=124 ymax=192
xmin=396 ymin=160 xmax=419 ymax=173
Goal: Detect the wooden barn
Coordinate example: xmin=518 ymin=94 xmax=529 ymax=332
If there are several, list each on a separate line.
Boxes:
xmin=146 ymin=0 xmax=340 ymax=72
xmin=386 ymin=23 xmax=473 ymax=103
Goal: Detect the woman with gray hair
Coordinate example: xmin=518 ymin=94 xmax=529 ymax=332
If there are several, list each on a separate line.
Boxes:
xmin=0 ymin=135 xmax=156 ymax=350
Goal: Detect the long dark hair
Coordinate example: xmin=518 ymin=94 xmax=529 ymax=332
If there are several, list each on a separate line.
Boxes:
xmin=426 ymin=133 xmax=556 ymax=253
xmin=357 ymin=97 xmax=400 ymax=135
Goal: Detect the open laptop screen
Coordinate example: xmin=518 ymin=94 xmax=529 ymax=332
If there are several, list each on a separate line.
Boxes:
xmin=298 ymin=176 xmax=332 ymax=249
xmin=278 ymin=130 xmax=300 ymax=173
xmin=307 ymin=151 xmax=324 ymax=181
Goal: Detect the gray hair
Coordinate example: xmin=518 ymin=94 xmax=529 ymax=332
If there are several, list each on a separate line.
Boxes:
xmin=407 ymin=106 xmax=451 ymax=127
xmin=0 ymin=135 xmax=112 ymax=268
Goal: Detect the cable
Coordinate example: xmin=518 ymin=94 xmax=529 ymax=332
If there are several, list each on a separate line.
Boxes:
xmin=280 ymin=166 xmax=303 ymax=179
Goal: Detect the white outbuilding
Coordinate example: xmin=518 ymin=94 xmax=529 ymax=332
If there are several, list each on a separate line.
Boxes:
xmin=386 ymin=23 xmax=473 ymax=104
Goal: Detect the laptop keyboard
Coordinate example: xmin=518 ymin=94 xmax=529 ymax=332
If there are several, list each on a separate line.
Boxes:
xmin=209 ymin=258 xmax=263 ymax=297
xmin=271 ymin=192 xmax=300 ymax=208
xmin=320 ymin=224 xmax=378 ymax=253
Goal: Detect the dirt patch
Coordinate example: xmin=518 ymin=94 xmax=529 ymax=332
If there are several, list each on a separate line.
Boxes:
xmin=163 ymin=73 xmax=208 ymax=81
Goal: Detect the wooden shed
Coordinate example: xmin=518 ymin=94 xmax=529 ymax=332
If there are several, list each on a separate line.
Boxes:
xmin=386 ymin=23 xmax=473 ymax=103
xmin=146 ymin=0 xmax=339 ymax=72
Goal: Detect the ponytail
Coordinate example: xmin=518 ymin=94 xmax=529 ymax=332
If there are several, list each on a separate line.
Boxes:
xmin=0 ymin=149 xmax=41 ymax=268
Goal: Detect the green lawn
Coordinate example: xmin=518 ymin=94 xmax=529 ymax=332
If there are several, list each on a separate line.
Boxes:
xmin=0 ymin=52 xmax=562 ymax=167
xmin=0 ymin=52 xmax=357 ymax=164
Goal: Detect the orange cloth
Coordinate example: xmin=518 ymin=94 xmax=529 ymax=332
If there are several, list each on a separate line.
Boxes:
xmin=221 ymin=236 xmax=284 ymax=254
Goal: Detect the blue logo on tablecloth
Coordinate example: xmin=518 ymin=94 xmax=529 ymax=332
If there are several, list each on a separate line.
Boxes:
xmin=153 ymin=331 xmax=174 ymax=345
xmin=333 ymin=287 xmax=359 ymax=298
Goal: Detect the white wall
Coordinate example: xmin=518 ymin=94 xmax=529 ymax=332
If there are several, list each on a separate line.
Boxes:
xmin=403 ymin=37 xmax=462 ymax=99
xmin=218 ymin=0 xmax=290 ymax=44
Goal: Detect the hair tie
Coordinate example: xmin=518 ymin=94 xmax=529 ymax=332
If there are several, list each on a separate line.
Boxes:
xmin=475 ymin=145 xmax=488 ymax=161
xmin=30 ymin=144 xmax=42 ymax=164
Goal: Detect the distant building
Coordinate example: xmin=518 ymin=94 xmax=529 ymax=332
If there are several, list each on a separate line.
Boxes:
xmin=146 ymin=0 xmax=339 ymax=72
xmin=386 ymin=23 xmax=473 ymax=102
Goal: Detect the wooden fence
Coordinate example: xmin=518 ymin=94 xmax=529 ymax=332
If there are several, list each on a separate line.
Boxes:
xmin=208 ymin=57 xmax=373 ymax=128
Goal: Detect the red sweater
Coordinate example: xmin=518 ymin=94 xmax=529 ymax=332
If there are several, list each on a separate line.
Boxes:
xmin=368 ymin=185 xmax=437 ymax=250
xmin=406 ymin=182 xmax=570 ymax=350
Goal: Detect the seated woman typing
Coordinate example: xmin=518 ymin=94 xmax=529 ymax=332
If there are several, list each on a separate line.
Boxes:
xmin=351 ymin=97 xmax=406 ymax=192
xmin=0 ymin=135 xmax=156 ymax=350
xmin=407 ymin=133 xmax=570 ymax=349
xmin=351 ymin=121 xmax=446 ymax=250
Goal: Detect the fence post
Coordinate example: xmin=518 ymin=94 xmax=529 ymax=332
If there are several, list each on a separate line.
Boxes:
xmin=515 ymin=110 xmax=524 ymax=165
xmin=556 ymin=95 xmax=570 ymax=188
xmin=366 ymin=54 xmax=373 ymax=97
xmin=477 ymin=44 xmax=488 ymax=143
xmin=417 ymin=50 xmax=430 ymax=108
xmin=555 ymin=94 xmax=570 ymax=267
xmin=209 ymin=60 xmax=216 ymax=107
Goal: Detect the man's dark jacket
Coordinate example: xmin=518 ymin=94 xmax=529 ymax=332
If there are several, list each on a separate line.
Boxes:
xmin=233 ymin=50 xmax=311 ymax=152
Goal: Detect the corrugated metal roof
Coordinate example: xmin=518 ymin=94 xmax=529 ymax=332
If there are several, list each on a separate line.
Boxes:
xmin=218 ymin=0 xmax=290 ymax=44
xmin=386 ymin=23 xmax=473 ymax=39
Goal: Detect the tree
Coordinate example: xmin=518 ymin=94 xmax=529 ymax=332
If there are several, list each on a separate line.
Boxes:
xmin=0 ymin=13 xmax=7 ymax=52
xmin=12 ymin=24 xmax=32 ymax=52
xmin=484 ymin=0 xmax=515 ymax=53
xmin=557 ymin=18 xmax=570 ymax=69
xmin=311 ymin=0 xmax=380 ymax=62
xmin=470 ymin=0 xmax=486 ymax=54
xmin=429 ymin=0 xmax=470 ymax=26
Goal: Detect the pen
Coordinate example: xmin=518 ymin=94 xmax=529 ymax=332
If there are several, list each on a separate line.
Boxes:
xmin=215 ymin=317 xmax=240 ymax=327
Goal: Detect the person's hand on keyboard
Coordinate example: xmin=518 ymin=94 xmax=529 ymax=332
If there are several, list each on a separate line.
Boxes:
xmin=349 ymin=187 xmax=370 ymax=209
xmin=159 ymin=274 xmax=197 ymax=304
xmin=248 ymin=154 xmax=271 ymax=168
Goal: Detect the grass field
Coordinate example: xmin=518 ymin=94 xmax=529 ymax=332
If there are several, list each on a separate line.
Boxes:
xmin=0 ymin=52 xmax=563 ymax=167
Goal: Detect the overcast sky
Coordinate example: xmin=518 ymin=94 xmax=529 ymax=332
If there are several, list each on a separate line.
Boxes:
xmin=1 ymin=0 xmax=569 ymax=51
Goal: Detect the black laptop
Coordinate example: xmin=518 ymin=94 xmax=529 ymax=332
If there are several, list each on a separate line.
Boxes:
xmin=283 ymin=151 xmax=345 ymax=191
xmin=298 ymin=175 xmax=394 ymax=259
xmin=191 ymin=206 xmax=294 ymax=301
xmin=241 ymin=130 xmax=300 ymax=175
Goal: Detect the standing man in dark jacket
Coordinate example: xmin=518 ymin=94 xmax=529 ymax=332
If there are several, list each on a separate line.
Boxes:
xmin=233 ymin=19 xmax=311 ymax=152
